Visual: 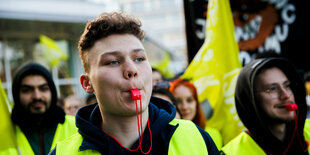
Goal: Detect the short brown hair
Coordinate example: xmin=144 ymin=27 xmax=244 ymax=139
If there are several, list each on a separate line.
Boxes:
xmin=78 ymin=12 xmax=145 ymax=73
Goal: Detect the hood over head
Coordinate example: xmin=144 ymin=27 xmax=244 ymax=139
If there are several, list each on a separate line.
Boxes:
xmin=235 ymin=58 xmax=307 ymax=154
xmin=11 ymin=62 xmax=65 ymax=128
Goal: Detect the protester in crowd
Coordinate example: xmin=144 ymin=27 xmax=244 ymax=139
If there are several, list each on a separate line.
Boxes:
xmin=152 ymin=67 xmax=164 ymax=86
xmin=152 ymin=86 xmax=181 ymax=119
xmin=85 ymin=93 xmax=97 ymax=105
xmin=63 ymin=94 xmax=85 ymax=116
xmin=169 ymin=78 xmax=223 ymax=149
xmin=49 ymin=12 xmax=219 ymax=154
xmin=56 ymin=97 xmax=65 ymax=109
xmin=6 ymin=62 xmax=77 ymax=155
xmin=221 ymin=58 xmax=310 ymax=154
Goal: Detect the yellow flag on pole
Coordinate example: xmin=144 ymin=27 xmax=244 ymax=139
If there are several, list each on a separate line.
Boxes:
xmin=39 ymin=35 xmax=68 ymax=67
xmin=0 ymin=79 xmax=17 ymax=151
xmin=181 ymin=0 xmax=244 ymax=144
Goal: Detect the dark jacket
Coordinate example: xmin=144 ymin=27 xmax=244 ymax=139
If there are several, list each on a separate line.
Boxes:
xmin=11 ymin=62 xmax=66 ymax=155
xmin=234 ymin=58 xmax=308 ymax=154
xmin=49 ymin=96 xmax=220 ymax=154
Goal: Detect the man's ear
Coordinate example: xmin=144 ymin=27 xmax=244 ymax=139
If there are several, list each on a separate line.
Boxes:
xmin=80 ymin=74 xmax=94 ymax=93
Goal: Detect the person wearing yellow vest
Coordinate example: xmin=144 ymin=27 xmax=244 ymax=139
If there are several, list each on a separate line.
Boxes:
xmin=221 ymin=58 xmax=310 ymax=154
xmin=49 ymin=12 xmax=219 ymax=155
xmin=8 ymin=62 xmax=77 ymax=155
xmin=169 ymin=78 xmax=223 ymax=149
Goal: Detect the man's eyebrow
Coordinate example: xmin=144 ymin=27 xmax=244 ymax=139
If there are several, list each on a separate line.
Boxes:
xmin=20 ymin=85 xmax=34 ymax=88
xmin=39 ymin=83 xmax=49 ymax=87
xmin=132 ymin=48 xmax=145 ymax=52
xmin=103 ymin=48 xmax=144 ymax=54
xmin=264 ymin=80 xmax=290 ymax=87
xmin=99 ymin=51 xmax=121 ymax=58
xmin=21 ymin=83 xmax=49 ymax=88
xmin=99 ymin=48 xmax=145 ymax=58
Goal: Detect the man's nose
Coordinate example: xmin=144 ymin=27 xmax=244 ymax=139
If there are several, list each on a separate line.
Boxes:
xmin=124 ymin=61 xmax=138 ymax=79
xmin=279 ymin=87 xmax=292 ymax=99
xmin=33 ymin=88 xmax=42 ymax=99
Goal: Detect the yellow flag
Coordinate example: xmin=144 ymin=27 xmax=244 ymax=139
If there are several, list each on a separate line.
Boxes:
xmin=39 ymin=35 xmax=68 ymax=67
xmin=181 ymin=0 xmax=244 ymax=144
xmin=0 ymin=80 xmax=17 ymax=151
xmin=151 ymin=51 xmax=174 ymax=78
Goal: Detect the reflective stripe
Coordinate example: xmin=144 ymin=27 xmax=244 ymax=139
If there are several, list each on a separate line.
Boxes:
xmin=56 ymin=119 xmax=208 ymax=155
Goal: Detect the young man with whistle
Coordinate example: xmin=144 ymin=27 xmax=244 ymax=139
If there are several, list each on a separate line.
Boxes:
xmin=49 ymin=12 xmax=219 ymax=155
xmin=222 ymin=58 xmax=310 ymax=154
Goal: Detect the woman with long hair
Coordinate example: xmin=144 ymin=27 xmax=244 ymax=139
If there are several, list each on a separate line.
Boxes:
xmin=169 ymin=78 xmax=223 ymax=149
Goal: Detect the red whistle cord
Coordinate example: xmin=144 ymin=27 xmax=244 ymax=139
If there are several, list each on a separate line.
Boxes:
xmin=263 ymin=104 xmax=308 ymax=155
xmin=135 ymin=98 xmax=152 ymax=154
xmin=281 ymin=108 xmax=298 ymax=155
xmin=281 ymin=105 xmax=308 ymax=155
xmin=102 ymin=98 xmax=152 ymax=154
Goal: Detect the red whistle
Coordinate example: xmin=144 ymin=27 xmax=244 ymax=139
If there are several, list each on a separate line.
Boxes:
xmin=284 ymin=103 xmax=298 ymax=111
xmin=130 ymin=89 xmax=141 ymax=100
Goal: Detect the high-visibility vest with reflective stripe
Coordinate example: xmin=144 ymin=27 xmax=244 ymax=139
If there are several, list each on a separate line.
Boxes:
xmin=56 ymin=119 xmax=208 ymax=155
xmin=222 ymin=119 xmax=310 ymax=155
xmin=15 ymin=115 xmax=77 ymax=155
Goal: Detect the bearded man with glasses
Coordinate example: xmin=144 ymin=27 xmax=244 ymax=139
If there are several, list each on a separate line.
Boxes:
xmin=221 ymin=58 xmax=310 ymax=155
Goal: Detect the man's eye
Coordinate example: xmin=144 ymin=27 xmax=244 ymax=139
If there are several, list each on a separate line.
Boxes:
xmin=135 ymin=57 xmax=145 ymax=62
xmin=284 ymin=83 xmax=291 ymax=89
xmin=107 ymin=60 xmax=119 ymax=65
xmin=40 ymin=86 xmax=50 ymax=91
xmin=267 ymin=86 xmax=277 ymax=92
xmin=21 ymin=88 xmax=31 ymax=93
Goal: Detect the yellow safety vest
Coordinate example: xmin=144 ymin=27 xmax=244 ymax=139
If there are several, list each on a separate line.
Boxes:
xmin=0 ymin=148 xmax=20 ymax=155
xmin=205 ymin=127 xmax=222 ymax=149
xmin=222 ymin=119 xmax=310 ymax=155
xmin=56 ymin=119 xmax=208 ymax=155
xmin=1 ymin=115 xmax=77 ymax=155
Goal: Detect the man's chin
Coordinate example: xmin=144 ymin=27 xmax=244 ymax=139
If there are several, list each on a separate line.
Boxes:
xmin=273 ymin=116 xmax=295 ymax=124
xmin=284 ymin=116 xmax=296 ymax=122
xmin=283 ymin=112 xmax=296 ymax=122
xmin=30 ymin=108 xmax=46 ymax=115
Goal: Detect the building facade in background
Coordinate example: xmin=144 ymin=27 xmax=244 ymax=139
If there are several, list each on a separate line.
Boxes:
xmin=0 ymin=0 xmax=187 ymax=101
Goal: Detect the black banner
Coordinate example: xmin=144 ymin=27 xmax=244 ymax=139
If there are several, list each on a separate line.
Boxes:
xmin=184 ymin=0 xmax=309 ymax=72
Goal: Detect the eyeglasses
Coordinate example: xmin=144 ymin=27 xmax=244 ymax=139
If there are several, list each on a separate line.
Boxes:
xmin=255 ymin=82 xmax=293 ymax=99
